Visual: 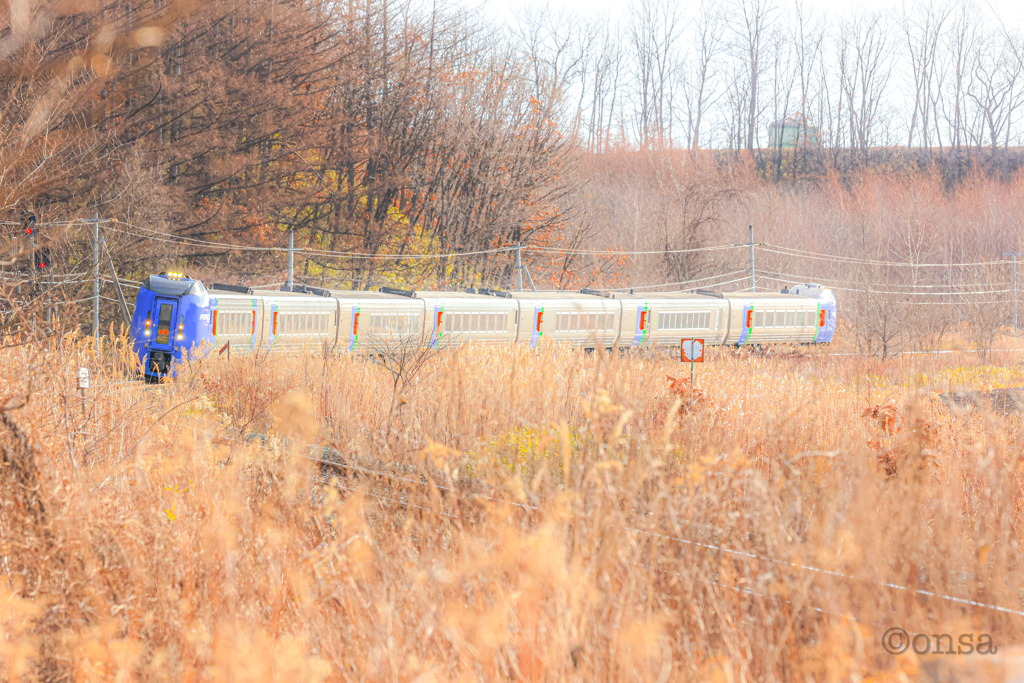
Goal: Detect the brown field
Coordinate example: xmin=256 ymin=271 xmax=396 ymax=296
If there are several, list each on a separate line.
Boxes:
xmin=1 ymin=336 xmax=1023 ymax=681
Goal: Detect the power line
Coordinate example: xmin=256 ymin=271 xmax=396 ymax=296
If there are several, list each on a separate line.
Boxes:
xmin=529 ymin=243 xmax=747 ymax=256
xmin=605 ymin=272 xmax=751 ymax=292
xmin=111 ymin=220 xmax=752 ymax=260
xmin=109 ymin=221 xmax=514 ymax=260
xmin=760 ymin=271 xmax=1012 ymax=296
xmin=759 ymin=244 xmax=1011 ymax=268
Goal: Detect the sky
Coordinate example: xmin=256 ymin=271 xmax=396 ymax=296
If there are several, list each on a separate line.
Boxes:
xmin=461 ymin=0 xmax=1024 ymax=32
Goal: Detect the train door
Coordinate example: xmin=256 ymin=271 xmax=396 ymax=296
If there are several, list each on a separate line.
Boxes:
xmin=147 ymin=297 xmax=179 ymax=375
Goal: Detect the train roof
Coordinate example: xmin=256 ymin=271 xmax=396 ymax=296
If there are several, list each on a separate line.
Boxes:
xmin=607 ymin=292 xmax=723 ymax=301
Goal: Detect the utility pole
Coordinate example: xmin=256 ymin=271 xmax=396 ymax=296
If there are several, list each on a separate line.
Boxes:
xmin=1006 ymin=251 xmax=1020 ymax=336
xmin=287 ymin=228 xmax=294 ymax=289
xmin=748 ymin=225 xmax=755 ymax=292
xmin=101 ymin=238 xmax=131 ymax=326
xmin=93 ymin=213 xmax=100 ymax=344
xmin=516 ymin=241 xmax=524 ymax=292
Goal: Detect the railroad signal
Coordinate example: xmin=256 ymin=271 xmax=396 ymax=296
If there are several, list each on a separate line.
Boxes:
xmin=21 ymin=211 xmax=37 ymax=237
xmin=34 ymin=247 xmax=50 ymax=270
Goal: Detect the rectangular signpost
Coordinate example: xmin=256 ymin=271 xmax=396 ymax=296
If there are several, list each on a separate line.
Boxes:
xmin=681 ymin=339 xmax=705 ymax=408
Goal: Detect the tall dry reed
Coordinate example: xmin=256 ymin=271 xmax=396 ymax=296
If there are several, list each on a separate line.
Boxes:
xmin=0 ymin=335 xmax=1022 ymax=681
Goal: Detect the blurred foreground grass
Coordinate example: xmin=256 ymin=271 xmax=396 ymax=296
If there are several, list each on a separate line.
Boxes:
xmin=1 ymin=337 xmax=1023 ymax=681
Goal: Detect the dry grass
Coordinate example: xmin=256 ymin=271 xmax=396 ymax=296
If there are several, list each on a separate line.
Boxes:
xmin=1 ymin=336 xmax=1023 ymax=681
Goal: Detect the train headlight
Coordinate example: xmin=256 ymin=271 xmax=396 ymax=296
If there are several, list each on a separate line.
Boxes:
xmin=145 ymin=312 xmax=151 ymax=336
xmin=177 ymin=317 xmax=184 ymax=340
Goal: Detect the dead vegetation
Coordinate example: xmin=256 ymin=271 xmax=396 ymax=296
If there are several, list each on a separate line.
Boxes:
xmin=0 ymin=338 xmax=1023 ymax=680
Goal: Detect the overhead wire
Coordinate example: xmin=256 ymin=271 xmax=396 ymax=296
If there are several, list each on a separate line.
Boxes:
xmin=756 ymin=270 xmax=1011 ymax=289
xmin=110 ymin=220 xmax=753 ymax=260
xmin=603 ymin=270 xmax=749 ymax=292
xmin=758 ymin=244 xmax=1011 ymax=268
xmin=108 ymin=221 xmax=513 ymax=260
xmin=759 ymin=271 xmax=1012 ymax=296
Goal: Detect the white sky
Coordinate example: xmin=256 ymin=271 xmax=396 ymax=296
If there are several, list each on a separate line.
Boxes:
xmin=464 ymin=0 xmax=1024 ymax=32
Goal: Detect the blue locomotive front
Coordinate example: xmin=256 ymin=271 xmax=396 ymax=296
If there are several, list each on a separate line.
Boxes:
xmin=130 ymin=272 xmax=214 ymax=379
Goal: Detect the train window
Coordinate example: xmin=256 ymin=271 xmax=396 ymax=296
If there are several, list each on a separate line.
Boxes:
xmin=765 ymin=311 xmax=774 ymax=327
xmin=787 ymin=311 xmax=795 ymax=327
xmin=156 ymin=303 xmax=173 ymax=344
xmin=754 ymin=311 xmax=764 ymax=327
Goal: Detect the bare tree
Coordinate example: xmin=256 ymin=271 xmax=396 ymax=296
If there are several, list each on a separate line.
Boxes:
xmin=790 ymin=0 xmax=827 ymax=176
xmin=902 ymin=0 xmax=954 ymax=149
xmin=732 ymin=0 xmax=776 ymax=154
xmin=626 ymin=0 xmax=684 ymax=148
xmin=838 ymin=11 xmax=895 ymax=166
xmin=940 ymin=1 xmax=981 ymax=178
xmin=679 ymin=2 xmax=726 ymax=152
xmin=974 ymin=29 xmax=1024 ymax=160
xmin=580 ymin=20 xmax=626 ymax=152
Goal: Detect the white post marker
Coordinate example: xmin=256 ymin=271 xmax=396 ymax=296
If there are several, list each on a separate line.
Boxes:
xmin=681 ymin=339 xmax=705 ymax=408
xmin=78 ymin=367 xmax=89 ymax=424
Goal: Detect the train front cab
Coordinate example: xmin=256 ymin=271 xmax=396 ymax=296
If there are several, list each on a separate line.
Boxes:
xmin=131 ymin=273 xmax=213 ymax=380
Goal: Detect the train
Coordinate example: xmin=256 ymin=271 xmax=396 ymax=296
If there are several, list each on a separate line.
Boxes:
xmin=129 ymin=272 xmax=837 ymax=380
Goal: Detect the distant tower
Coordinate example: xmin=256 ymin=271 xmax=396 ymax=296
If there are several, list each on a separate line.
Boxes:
xmin=768 ymin=113 xmax=820 ymax=149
